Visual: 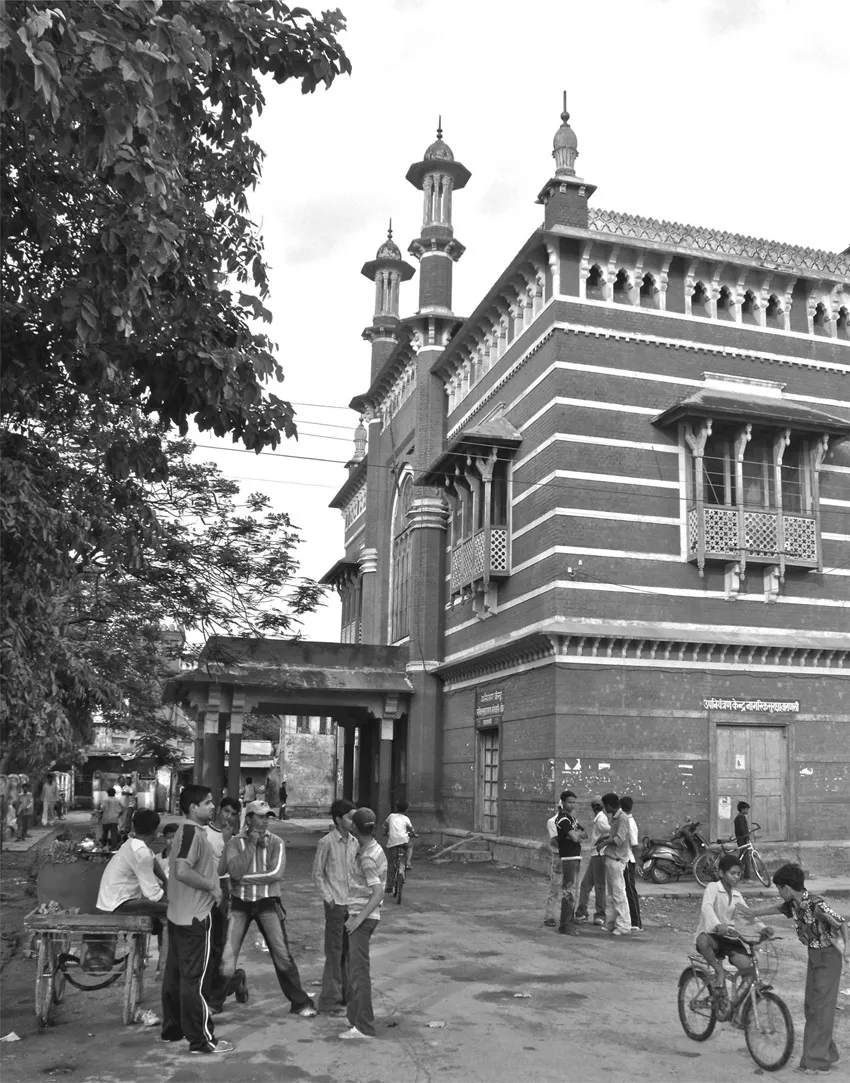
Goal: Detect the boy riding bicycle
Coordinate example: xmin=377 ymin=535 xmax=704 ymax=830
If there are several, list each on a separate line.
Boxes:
xmin=383 ymin=801 xmax=417 ymax=888
xmin=695 ymin=854 xmax=772 ymax=1013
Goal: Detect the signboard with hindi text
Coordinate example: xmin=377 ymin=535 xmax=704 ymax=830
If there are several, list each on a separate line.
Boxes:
xmin=475 ymin=687 xmax=504 ymax=728
xmin=702 ymin=698 xmax=799 ymax=714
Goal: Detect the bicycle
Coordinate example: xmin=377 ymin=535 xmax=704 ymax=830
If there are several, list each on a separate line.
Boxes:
xmin=693 ymin=824 xmax=770 ymax=888
xmin=388 ymin=845 xmax=406 ymax=904
xmin=677 ymin=931 xmax=794 ymax=1071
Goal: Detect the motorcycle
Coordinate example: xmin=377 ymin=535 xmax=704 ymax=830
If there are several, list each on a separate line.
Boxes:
xmin=638 ymin=817 xmax=713 ymax=884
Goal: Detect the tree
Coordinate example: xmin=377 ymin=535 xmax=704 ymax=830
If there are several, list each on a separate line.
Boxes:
xmin=0 ymin=2 xmax=350 ymax=767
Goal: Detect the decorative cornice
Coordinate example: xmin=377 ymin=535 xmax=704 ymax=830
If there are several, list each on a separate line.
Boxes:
xmin=358 ymin=547 xmax=378 ymax=576
xmin=436 ymin=629 xmax=849 ymax=687
xmin=329 ymin=457 xmax=367 ymax=511
xmin=589 ymin=209 xmax=850 ymax=279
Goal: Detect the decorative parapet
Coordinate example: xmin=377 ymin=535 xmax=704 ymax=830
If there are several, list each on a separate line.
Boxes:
xmin=589 ymin=209 xmax=850 ymax=279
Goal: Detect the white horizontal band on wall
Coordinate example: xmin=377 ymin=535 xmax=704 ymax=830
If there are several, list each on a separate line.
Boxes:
xmin=510 ymin=545 xmax=674 ymax=575
xmin=512 ymin=469 xmax=679 ymax=506
xmin=512 ymin=506 xmax=680 ymax=539
xmin=511 ymin=432 xmax=678 ymax=473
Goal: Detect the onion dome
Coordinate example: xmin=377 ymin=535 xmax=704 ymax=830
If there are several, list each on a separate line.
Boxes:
xmin=425 ymin=119 xmax=454 ymax=162
xmin=552 ymin=93 xmax=579 ymax=177
xmin=376 ymin=222 xmax=402 ymax=261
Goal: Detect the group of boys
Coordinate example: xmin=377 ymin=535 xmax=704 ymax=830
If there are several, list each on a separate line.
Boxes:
xmin=94 ymin=786 xmax=404 ymax=1053
xmin=544 ymin=790 xmax=642 ymax=936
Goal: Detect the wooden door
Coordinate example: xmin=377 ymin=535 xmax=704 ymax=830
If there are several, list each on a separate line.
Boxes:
xmin=715 ymin=726 xmax=787 ymax=842
xmin=477 ymin=728 xmax=499 ymax=834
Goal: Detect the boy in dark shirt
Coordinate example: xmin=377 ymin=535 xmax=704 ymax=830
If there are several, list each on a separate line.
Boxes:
xmin=734 ymin=801 xmax=751 ymax=880
xmin=555 ymin=790 xmax=586 ymax=936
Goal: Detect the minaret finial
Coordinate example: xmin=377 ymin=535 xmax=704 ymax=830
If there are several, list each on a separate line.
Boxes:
xmin=561 ymin=90 xmax=569 ymax=122
xmin=388 ymin=217 xmax=393 ymax=240
xmin=437 ymin=114 xmax=442 ymax=140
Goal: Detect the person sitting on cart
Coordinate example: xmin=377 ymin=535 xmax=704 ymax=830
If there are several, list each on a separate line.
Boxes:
xmin=695 ymin=854 xmax=771 ymax=1013
xmin=97 ymin=809 xmax=168 ymax=930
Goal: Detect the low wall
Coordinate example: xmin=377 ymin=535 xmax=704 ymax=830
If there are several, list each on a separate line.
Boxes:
xmin=434 ymin=830 xmax=850 ymax=879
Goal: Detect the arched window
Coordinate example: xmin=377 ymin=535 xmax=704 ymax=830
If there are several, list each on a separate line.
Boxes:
xmin=586 ymin=264 xmax=605 ymax=300
xmin=390 ymin=473 xmax=413 ymax=642
xmin=640 ymin=272 xmax=658 ymax=309
xmin=765 ymin=293 xmax=783 ymax=327
xmin=741 ymin=289 xmax=759 ymax=325
xmin=716 ymin=285 xmax=735 ymax=320
xmin=837 ymin=306 xmax=849 ymax=341
xmin=691 ymin=281 xmax=710 ymax=317
xmin=612 ymin=268 xmax=631 ymax=304
xmin=812 ymin=302 xmax=830 ymax=337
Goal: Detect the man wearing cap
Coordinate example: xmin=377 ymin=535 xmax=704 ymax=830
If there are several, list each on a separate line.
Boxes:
xmin=222 ymin=800 xmax=316 ymax=1018
xmin=338 ymin=807 xmax=387 ymax=1040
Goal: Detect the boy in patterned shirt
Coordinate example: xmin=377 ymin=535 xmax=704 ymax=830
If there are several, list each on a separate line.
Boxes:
xmin=339 ymin=807 xmax=387 ymax=1040
xmin=752 ymin=863 xmax=848 ymax=1075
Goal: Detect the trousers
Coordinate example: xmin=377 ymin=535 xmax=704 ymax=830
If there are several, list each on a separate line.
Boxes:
xmin=603 ymin=857 xmax=631 ymax=933
xmin=319 ymin=901 xmax=349 ymax=1011
xmin=576 ymin=854 xmax=606 ymax=919
xmin=800 ymin=945 xmax=842 ymax=1071
xmin=558 ymin=859 xmax=581 ymax=932
xmin=223 ymin=897 xmax=313 ymax=1011
xmin=624 ymin=860 xmax=642 ymax=929
xmin=347 ymin=918 xmax=378 ymax=1036
xmin=160 ymin=917 xmax=217 ymax=1052
xmin=543 ymin=851 xmax=561 ymax=922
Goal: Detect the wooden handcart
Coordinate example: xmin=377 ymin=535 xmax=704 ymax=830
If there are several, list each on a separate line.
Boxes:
xmin=23 ymin=910 xmax=153 ymax=1027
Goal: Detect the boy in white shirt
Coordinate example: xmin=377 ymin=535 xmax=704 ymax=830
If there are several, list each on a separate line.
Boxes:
xmin=382 ymin=800 xmax=416 ymax=886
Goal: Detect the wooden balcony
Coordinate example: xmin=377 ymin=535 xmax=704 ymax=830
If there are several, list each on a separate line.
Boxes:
xmin=450 ymin=527 xmax=510 ymax=593
xmin=687 ymin=505 xmax=819 ymax=570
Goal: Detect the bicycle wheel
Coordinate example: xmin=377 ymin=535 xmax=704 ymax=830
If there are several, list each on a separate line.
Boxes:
xmin=395 ymin=862 xmax=404 ymax=905
xmin=751 ymin=852 xmax=770 ymax=887
xmin=677 ymin=967 xmax=717 ymax=1042
xmin=35 ymin=936 xmax=55 ymax=1027
xmin=693 ymin=853 xmax=717 ymax=888
xmin=743 ymin=989 xmax=794 ymax=1071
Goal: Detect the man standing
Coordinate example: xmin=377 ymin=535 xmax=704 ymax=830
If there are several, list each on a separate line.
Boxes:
xmin=620 ymin=795 xmax=642 ymax=932
xmin=751 ymin=863 xmax=848 ymax=1073
xmin=17 ymin=784 xmax=34 ymax=841
xmin=40 ymin=773 xmax=58 ymax=827
xmin=542 ymin=799 xmax=561 ymax=928
xmin=160 ymin=785 xmax=233 ymax=1055
xmin=734 ymin=800 xmax=753 ymax=880
xmin=204 ymin=798 xmax=247 ymax=1015
xmin=338 ymin=807 xmax=387 ymax=1040
xmin=555 ymin=790 xmax=585 ymax=937
xmin=598 ymin=792 xmax=631 ymax=936
xmin=312 ymin=798 xmax=357 ymax=1014
xmin=223 ymin=800 xmax=316 ymax=1018
xmin=575 ymin=795 xmax=608 ymax=926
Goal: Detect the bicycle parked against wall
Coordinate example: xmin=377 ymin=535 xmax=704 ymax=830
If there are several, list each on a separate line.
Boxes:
xmin=678 ymin=930 xmax=793 ymax=1071
xmin=693 ymin=824 xmax=770 ymax=887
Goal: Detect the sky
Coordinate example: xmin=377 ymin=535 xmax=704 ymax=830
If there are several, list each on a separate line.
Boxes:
xmin=193 ymin=0 xmax=850 ymax=643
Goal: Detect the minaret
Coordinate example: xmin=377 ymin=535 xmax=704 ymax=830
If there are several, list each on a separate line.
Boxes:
xmin=406 ymin=119 xmax=470 ymax=314
xmin=361 ymin=221 xmax=415 ymax=380
xmin=536 ymin=92 xmax=596 ymax=230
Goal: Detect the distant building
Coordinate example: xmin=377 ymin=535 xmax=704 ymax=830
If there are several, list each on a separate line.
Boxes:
xmin=171 ymin=104 xmax=849 ymax=873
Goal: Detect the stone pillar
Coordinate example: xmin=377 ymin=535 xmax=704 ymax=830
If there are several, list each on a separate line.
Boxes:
xmin=202 ymin=685 xmax=222 ymax=798
xmin=227 ymin=686 xmax=245 ymax=802
xmin=358 ymin=547 xmax=379 ymax=643
xmin=193 ymin=713 xmax=204 ymax=785
xmin=357 ymin=723 xmax=373 ymax=810
xmin=342 ymin=726 xmax=356 ymax=801
xmin=378 ymin=716 xmax=394 ymax=823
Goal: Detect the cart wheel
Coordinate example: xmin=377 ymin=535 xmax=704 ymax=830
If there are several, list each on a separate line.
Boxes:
xmin=35 ymin=936 xmax=55 ymax=1027
xmin=52 ymin=936 xmax=70 ymax=1004
xmin=122 ymin=937 xmax=140 ymax=1025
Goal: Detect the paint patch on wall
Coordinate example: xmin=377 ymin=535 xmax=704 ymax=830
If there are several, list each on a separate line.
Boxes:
xmin=799 ymin=767 xmax=814 ymax=776
xmin=563 ymin=759 xmax=582 ymax=772
xmin=598 ymin=762 xmax=610 ymax=770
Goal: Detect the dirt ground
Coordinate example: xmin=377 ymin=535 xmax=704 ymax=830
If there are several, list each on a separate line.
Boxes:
xmin=1 ymin=823 xmax=848 ymax=1083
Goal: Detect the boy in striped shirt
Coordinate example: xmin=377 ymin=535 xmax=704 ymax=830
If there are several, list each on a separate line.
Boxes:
xmin=222 ymin=800 xmax=316 ymax=1017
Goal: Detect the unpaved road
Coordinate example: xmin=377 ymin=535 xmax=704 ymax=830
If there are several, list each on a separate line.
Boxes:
xmin=2 ymin=823 xmax=848 ymax=1083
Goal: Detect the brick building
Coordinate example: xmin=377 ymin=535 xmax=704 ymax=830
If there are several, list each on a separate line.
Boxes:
xmin=320 ymin=104 xmax=850 ymax=869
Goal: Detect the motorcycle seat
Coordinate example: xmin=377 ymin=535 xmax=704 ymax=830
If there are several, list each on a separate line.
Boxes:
xmin=647 ymin=838 xmax=681 ymax=846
